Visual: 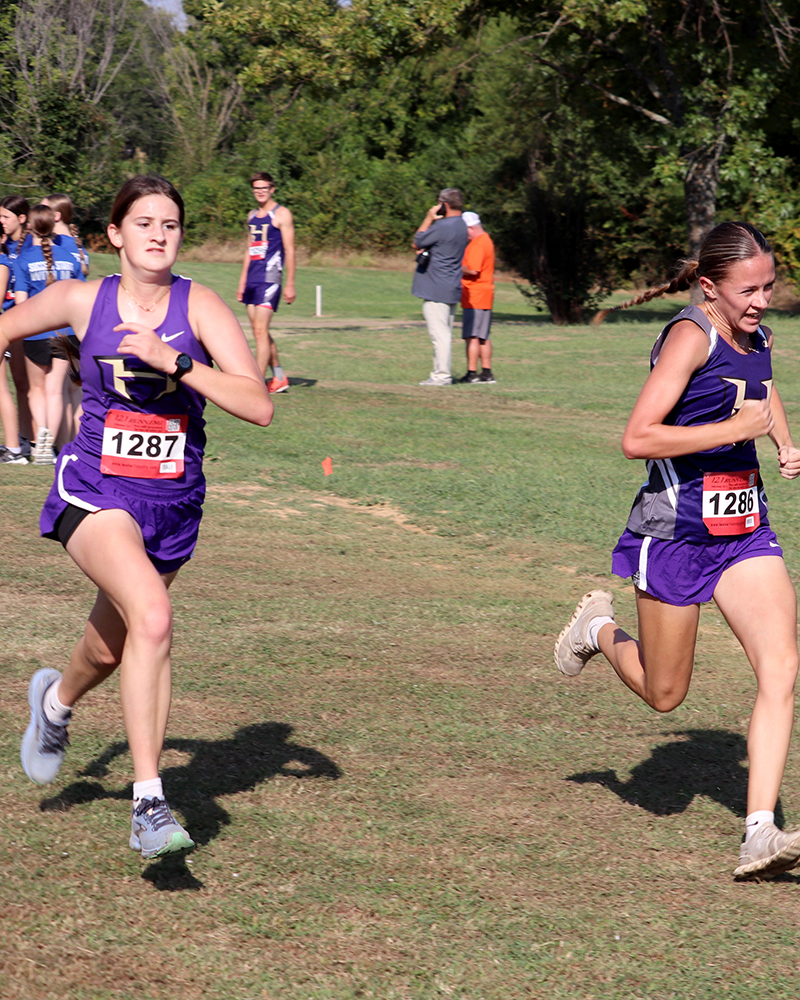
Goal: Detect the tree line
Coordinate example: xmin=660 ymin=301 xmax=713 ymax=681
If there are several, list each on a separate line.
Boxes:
xmin=2 ymin=0 xmax=800 ymax=322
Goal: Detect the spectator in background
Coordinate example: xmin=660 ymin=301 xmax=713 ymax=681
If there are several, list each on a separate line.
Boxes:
xmin=458 ymin=212 xmax=496 ymax=384
xmin=411 ymin=188 xmax=468 ymax=386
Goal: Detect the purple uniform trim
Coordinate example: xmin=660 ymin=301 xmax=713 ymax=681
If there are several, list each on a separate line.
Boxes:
xmin=40 ymin=274 xmax=211 ymax=569
xmin=612 ymin=525 xmax=783 ymax=606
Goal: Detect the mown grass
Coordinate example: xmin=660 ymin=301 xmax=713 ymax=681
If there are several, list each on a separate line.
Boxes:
xmin=4 ymin=260 xmax=800 ymax=999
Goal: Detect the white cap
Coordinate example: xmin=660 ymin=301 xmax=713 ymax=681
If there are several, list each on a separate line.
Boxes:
xmin=462 ymin=211 xmax=481 ymax=227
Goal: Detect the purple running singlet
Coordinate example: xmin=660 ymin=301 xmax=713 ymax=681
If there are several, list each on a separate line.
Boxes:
xmin=612 ymin=304 xmax=781 ymax=605
xmin=242 ymin=207 xmax=283 ymax=311
xmin=40 ymin=274 xmax=212 ymax=571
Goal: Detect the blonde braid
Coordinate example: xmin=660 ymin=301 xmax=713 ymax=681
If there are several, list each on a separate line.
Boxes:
xmin=592 ymin=259 xmax=700 ymax=325
xmin=69 ymin=222 xmax=88 ymax=276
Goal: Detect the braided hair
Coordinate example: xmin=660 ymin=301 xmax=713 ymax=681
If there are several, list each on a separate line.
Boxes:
xmin=28 ymin=204 xmax=57 ymax=285
xmin=45 ymin=192 xmax=88 ymax=276
xmin=593 ymin=223 xmax=774 ymax=325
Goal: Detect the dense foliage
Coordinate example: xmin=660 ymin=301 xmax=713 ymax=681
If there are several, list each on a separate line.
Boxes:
xmin=4 ymin=0 xmax=800 ymax=320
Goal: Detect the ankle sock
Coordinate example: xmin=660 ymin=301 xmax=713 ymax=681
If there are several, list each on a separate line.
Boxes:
xmin=272 ymin=365 xmax=285 ymax=381
xmin=133 ymin=778 xmax=164 ymax=806
xmin=588 ymin=616 xmax=614 ymax=648
xmin=745 ymin=810 xmax=774 ymax=842
xmin=43 ymin=682 xmax=71 ymax=724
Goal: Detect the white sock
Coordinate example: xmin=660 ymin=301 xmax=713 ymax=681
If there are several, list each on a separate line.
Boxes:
xmin=133 ymin=778 xmax=164 ymax=806
xmin=588 ymin=616 xmax=614 ymax=648
xmin=744 ymin=810 xmax=774 ymax=842
xmin=43 ymin=681 xmax=71 ymax=725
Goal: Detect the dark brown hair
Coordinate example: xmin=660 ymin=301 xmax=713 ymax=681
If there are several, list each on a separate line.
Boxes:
xmin=0 ymin=195 xmax=30 ymax=249
xmin=594 ymin=222 xmax=775 ymax=324
xmin=250 ymin=171 xmax=275 ymax=186
xmin=109 ymin=174 xmax=185 ymax=232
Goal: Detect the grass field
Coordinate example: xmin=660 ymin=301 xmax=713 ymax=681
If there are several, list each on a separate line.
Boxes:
xmin=4 ymin=259 xmax=800 ymax=999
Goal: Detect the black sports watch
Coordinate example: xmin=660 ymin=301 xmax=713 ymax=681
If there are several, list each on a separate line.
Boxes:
xmin=170 ymin=353 xmax=193 ymax=381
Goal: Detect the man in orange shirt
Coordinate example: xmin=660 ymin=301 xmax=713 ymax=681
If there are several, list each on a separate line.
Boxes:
xmin=458 ymin=212 xmax=496 ymax=384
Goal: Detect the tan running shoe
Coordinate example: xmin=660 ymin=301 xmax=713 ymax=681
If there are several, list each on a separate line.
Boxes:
xmin=554 ymin=590 xmax=614 ymax=677
xmin=733 ymin=822 xmax=800 ymax=879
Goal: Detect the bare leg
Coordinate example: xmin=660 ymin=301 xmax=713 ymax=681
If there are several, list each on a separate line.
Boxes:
xmin=466 ymin=337 xmax=479 ymax=370
xmin=597 ymin=588 xmax=700 ymax=712
xmin=44 ymin=357 xmax=68 ymax=442
xmin=713 ymin=556 xmax=798 ymax=814
xmin=479 ymin=337 xmax=492 ymax=371
xmin=9 ymin=341 xmax=32 ymax=440
xmin=247 ymin=303 xmax=278 ymax=377
xmin=64 ymin=510 xmax=178 ymax=782
xmin=24 ymin=356 xmax=47 ymax=434
xmin=0 ymin=355 xmax=20 ymax=448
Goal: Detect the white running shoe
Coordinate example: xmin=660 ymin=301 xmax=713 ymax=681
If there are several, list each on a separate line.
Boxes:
xmin=33 ymin=426 xmax=54 ymax=465
xmin=21 ymin=668 xmax=71 ymax=784
xmin=734 ymin=822 xmax=800 ymax=879
xmin=554 ymin=590 xmax=614 ymax=676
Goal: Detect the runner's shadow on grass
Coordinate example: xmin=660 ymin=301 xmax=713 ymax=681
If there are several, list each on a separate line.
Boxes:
xmin=287 ymin=376 xmax=317 ymax=388
xmin=567 ymin=728 xmax=785 ymax=825
xmin=38 ymin=722 xmax=341 ymax=892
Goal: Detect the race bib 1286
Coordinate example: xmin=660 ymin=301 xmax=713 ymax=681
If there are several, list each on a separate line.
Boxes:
xmin=702 ymin=469 xmax=760 ymax=536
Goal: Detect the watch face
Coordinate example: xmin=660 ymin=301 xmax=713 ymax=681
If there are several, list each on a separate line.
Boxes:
xmin=178 ymin=354 xmax=192 ymax=370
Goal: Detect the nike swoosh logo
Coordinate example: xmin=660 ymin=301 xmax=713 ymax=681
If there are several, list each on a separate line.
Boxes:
xmin=770 ymin=542 xmax=780 ymax=548
xmin=161 ymin=331 xmax=184 ymax=343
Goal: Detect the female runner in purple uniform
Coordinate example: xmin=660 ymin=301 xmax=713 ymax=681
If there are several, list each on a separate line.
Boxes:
xmin=0 ymin=175 xmax=273 ymax=859
xmin=554 ymin=222 xmax=800 ymax=880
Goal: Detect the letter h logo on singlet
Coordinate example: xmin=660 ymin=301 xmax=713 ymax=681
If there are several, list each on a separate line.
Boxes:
xmin=722 ymin=377 xmax=773 ymax=415
xmin=96 ymin=356 xmax=178 ymax=403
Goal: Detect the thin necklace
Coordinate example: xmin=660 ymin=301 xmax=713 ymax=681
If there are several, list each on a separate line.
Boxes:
xmin=120 ymin=281 xmax=171 ymax=313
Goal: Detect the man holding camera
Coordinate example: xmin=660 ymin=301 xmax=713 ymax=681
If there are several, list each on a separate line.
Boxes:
xmin=411 ymin=188 xmax=469 ymax=386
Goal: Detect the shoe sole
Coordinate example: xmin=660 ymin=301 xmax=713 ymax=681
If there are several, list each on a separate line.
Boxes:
xmin=130 ymin=830 xmax=196 ymax=859
xmin=734 ymin=839 xmax=800 ymax=880
xmin=270 ymin=386 xmax=289 ymax=393
xmin=553 ymin=591 xmax=612 ymax=677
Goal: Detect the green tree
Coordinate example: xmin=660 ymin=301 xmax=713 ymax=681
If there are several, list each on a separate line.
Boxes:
xmin=496 ymin=0 xmax=798 ymax=260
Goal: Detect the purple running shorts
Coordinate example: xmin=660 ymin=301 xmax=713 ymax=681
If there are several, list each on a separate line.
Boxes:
xmin=612 ymin=524 xmax=783 ymax=606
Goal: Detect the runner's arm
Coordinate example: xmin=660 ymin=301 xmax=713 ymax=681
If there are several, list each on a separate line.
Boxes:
xmin=277 ymin=207 xmax=296 ymax=304
xmin=116 ymin=285 xmax=273 ymax=427
xmin=622 ymin=321 xmax=775 ymax=459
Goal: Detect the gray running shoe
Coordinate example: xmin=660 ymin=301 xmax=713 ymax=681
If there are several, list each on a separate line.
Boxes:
xmin=0 ymin=448 xmax=27 ymax=464
xmin=21 ymin=668 xmax=71 ymax=784
xmin=554 ymin=590 xmax=614 ymax=676
xmin=733 ymin=822 xmax=800 ymax=879
xmin=130 ymin=797 xmax=195 ymax=859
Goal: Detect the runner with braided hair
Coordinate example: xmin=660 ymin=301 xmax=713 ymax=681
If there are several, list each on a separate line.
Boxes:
xmin=555 ymin=221 xmax=800 ymax=880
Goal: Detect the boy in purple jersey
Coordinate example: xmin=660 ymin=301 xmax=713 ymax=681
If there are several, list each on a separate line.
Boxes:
xmin=236 ymin=171 xmax=297 ymax=393
xmin=554 ymin=222 xmax=800 ymax=880
xmin=0 ymin=175 xmax=273 ymax=860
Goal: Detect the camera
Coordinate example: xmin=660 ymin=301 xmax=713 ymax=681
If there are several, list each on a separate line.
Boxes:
xmin=416 ymin=249 xmax=431 ymax=273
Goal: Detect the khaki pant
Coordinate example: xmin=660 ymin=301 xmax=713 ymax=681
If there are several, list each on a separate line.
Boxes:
xmin=422 ymin=300 xmax=455 ymax=384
